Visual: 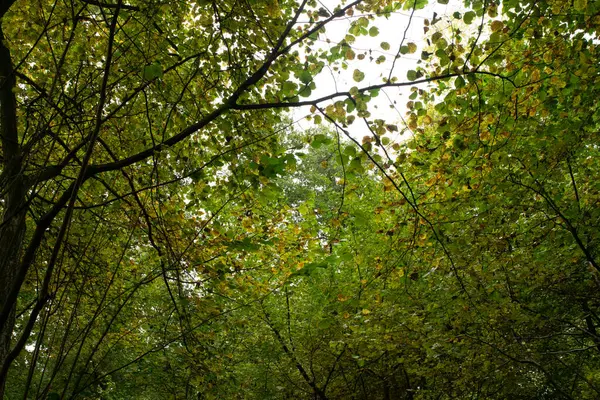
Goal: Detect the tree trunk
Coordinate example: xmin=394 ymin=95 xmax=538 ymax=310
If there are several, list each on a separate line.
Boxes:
xmin=0 ymin=23 xmax=25 ymax=398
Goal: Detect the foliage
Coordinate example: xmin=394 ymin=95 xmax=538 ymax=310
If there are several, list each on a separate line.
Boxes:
xmin=1 ymin=0 xmax=600 ymax=398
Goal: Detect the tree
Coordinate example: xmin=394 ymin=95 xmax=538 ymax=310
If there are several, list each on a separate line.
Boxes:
xmin=2 ymin=0 xmax=600 ymax=398
xmin=0 ymin=0 xmax=397 ymax=395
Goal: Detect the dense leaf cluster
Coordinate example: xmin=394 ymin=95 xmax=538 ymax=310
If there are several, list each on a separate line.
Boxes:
xmin=1 ymin=0 xmax=600 ymax=398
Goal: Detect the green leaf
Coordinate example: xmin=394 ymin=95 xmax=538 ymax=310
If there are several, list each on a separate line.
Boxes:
xmin=464 ymin=11 xmax=476 ymax=24
xmin=368 ymin=26 xmax=379 ymax=37
xmin=353 ymin=69 xmax=365 ymax=82
xmin=143 ymin=62 xmax=163 ymax=80
xmin=404 ymin=0 xmax=427 ymax=10
xmin=380 ymin=41 xmax=390 ymax=50
xmin=349 ymin=158 xmax=364 ymax=173
xmin=574 ymin=0 xmax=587 ymax=11
xmin=298 ymin=202 xmax=310 ymax=216
xmin=282 ymin=81 xmax=297 ymax=95
xmin=345 ymin=99 xmax=356 ymax=113
xmin=311 ymin=134 xmax=329 ymax=148
xmin=290 ymin=261 xmax=328 ymax=277
xmin=455 ymin=76 xmax=466 ymax=89
xmin=407 ymin=70 xmax=418 ymax=81
xmin=225 ymin=238 xmax=260 ymax=251
xmin=299 ymin=70 xmax=312 ymax=84
xmin=298 ymin=86 xmax=312 ymax=97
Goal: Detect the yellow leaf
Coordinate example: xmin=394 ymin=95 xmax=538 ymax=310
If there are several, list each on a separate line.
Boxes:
xmin=490 ymin=20 xmax=503 ymax=32
xmin=337 ymin=293 xmax=349 ymax=302
xmin=574 ymin=0 xmax=587 ymax=11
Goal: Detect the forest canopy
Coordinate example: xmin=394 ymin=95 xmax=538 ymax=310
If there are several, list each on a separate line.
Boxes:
xmin=1 ymin=0 xmax=600 ymax=398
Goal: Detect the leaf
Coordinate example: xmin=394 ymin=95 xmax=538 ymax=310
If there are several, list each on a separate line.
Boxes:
xmin=455 ymin=75 xmax=466 ymax=89
xmin=574 ymin=0 xmax=587 ymax=11
xmin=290 ymin=261 xmax=329 ymax=277
xmin=317 ymin=7 xmax=330 ymax=18
xmin=463 ymin=11 xmax=476 ymax=24
xmin=225 ymin=238 xmax=260 ymax=251
xmin=282 ymin=81 xmax=297 ymax=95
xmin=407 ymin=70 xmax=418 ymax=81
xmin=368 ymin=26 xmax=379 ymax=37
xmin=490 ymin=20 xmax=504 ymax=32
xmin=345 ymin=99 xmax=356 ymax=113
xmin=298 ymin=86 xmax=312 ymax=97
xmin=311 ymin=134 xmax=329 ymax=148
xmin=344 ymin=145 xmax=357 ymax=156
xmin=353 ymin=69 xmax=365 ymax=82
xmin=298 ymin=203 xmax=309 ymax=215
xmin=407 ymin=42 xmax=417 ymax=54
xmin=349 ymin=158 xmax=364 ymax=173
xmin=143 ymin=62 xmax=163 ymax=80
xmin=380 ymin=41 xmax=390 ymax=51
xmin=299 ymin=70 xmax=312 ymax=84
xmin=404 ymin=0 xmax=427 ymax=10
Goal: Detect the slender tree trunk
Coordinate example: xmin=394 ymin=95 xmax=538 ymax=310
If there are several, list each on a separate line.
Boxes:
xmin=0 ymin=23 xmax=25 ymax=398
